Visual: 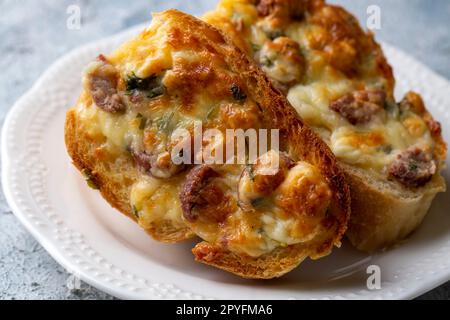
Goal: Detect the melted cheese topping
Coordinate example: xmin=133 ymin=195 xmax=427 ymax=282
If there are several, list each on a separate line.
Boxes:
xmin=204 ymin=0 xmax=437 ymax=180
xmin=130 ymin=176 xmax=185 ymax=228
xmin=225 ymin=161 xmax=331 ymax=257
xmin=76 ymin=15 xmax=213 ymax=232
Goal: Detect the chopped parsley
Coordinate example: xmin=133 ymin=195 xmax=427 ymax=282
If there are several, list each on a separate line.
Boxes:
xmin=82 ymin=169 xmax=99 ymax=190
xmin=126 ymin=73 xmax=165 ymax=99
xmin=132 ymin=206 xmax=140 ymax=219
xmin=384 ymin=101 xmax=400 ymax=119
xmin=126 ymin=73 xmax=153 ymax=91
xmin=147 ymin=85 xmax=165 ymax=99
xmin=409 ymin=162 xmax=418 ymax=171
xmin=260 ymin=55 xmax=274 ymax=67
xmin=231 ymin=84 xmax=247 ymax=101
xmin=378 ymin=145 xmax=393 ymax=154
xmin=251 ymin=198 xmax=266 ymax=208
xmin=251 ymin=43 xmax=262 ymax=52
xmin=157 ymin=111 xmax=175 ymax=133
xmin=206 ymin=105 xmax=218 ymax=119
xmin=265 ymin=29 xmax=283 ymax=40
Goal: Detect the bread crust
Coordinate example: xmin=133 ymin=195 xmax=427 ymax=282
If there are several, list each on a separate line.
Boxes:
xmin=344 ymin=164 xmax=446 ymax=252
xmin=192 ymin=242 xmax=309 ymax=279
xmin=65 ymin=9 xmax=351 ymax=278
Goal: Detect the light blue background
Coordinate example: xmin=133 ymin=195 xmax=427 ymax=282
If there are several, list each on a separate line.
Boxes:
xmin=0 ymin=0 xmax=449 ymax=299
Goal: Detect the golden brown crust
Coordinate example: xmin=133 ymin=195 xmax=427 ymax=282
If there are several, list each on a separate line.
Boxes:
xmin=192 ymin=241 xmax=309 ymax=279
xmin=344 ymin=164 xmax=446 ymax=252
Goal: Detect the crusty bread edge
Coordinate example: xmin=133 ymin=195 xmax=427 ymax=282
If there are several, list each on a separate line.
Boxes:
xmin=345 ymin=163 xmax=446 ymax=253
xmin=192 ymin=242 xmax=309 ymax=279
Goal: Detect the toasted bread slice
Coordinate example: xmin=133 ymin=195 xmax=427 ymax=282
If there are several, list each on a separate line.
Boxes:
xmin=204 ymin=0 xmax=447 ymax=252
xmin=65 ymin=9 xmax=350 ymax=278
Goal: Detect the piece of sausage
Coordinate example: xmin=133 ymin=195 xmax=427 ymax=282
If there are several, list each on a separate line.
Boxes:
xmin=86 ymin=57 xmax=125 ymax=113
xmin=388 ymin=147 xmax=436 ymax=188
xmin=329 ymin=89 xmax=386 ymax=125
xmin=256 ymin=0 xmax=308 ymax=20
xmin=180 ymin=166 xmax=232 ymax=223
xmin=132 ymin=150 xmax=184 ymax=179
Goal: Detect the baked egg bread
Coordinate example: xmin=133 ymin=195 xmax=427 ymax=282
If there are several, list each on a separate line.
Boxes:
xmin=204 ymin=0 xmax=447 ymax=252
xmin=65 ymin=9 xmax=350 ymax=278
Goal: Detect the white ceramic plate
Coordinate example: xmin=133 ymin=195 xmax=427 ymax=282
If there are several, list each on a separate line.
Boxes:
xmin=2 ymin=21 xmax=450 ymax=300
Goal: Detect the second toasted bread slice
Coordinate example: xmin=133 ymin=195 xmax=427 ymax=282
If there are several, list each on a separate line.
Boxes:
xmin=204 ymin=0 xmax=447 ymax=252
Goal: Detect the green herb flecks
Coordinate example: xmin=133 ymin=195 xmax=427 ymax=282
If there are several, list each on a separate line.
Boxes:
xmin=251 ymin=198 xmax=266 ymax=208
xmin=251 ymin=43 xmax=262 ymax=52
xmin=206 ymin=105 xmax=218 ymax=120
xmin=384 ymin=100 xmax=400 ymax=120
xmin=132 ymin=206 xmax=140 ymax=220
xmin=157 ymin=111 xmax=175 ymax=133
xmin=265 ymin=29 xmax=283 ymax=40
xmin=126 ymin=72 xmax=154 ymax=91
xmin=82 ymin=169 xmax=99 ymax=190
xmin=136 ymin=113 xmax=148 ymax=130
xmin=147 ymin=85 xmax=165 ymax=99
xmin=409 ymin=162 xmax=418 ymax=171
xmin=260 ymin=55 xmax=274 ymax=67
xmin=231 ymin=84 xmax=247 ymax=102
xmin=126 ymin=72 xmax=165 ymax=99
xmin=377 ymin=145 xmax=393 ymax=154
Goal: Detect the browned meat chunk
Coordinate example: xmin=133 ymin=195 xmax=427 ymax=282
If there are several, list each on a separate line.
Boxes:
xmin=132 ymin=150 xmax=184 ymax=179
xmin=86 ymin=57 xmax=125 ymax=113
xmin=256 ymin=0 xmax=310 ymax=20
xmin=180 ymin=166 xmax=233 ymax=223
xmin=329 ymin=89 xmax=386 ymax=125
xmin=388 ymin=147 xmax=436 ymax=188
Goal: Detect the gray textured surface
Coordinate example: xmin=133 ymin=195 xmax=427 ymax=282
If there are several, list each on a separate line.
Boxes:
xmin=0 ymin=0 xmax=449 ymax=300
